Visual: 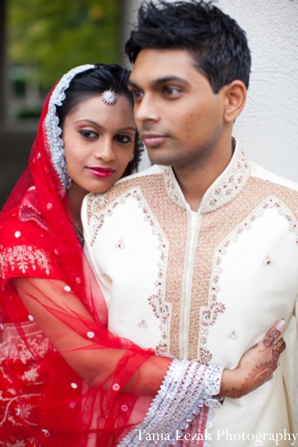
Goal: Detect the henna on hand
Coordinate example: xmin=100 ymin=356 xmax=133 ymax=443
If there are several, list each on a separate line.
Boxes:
xmin=271 ymin=341 xmax=286 ymax=365
xmin=220 ymin=327 xmax=286 ymax=399
xmin=262 ymin=319 xmax=285 ymax=347
xmin=222 ymin=365 xmax=274 ymax=399
xmin=263 ymin=328 xmax=281 ymax=348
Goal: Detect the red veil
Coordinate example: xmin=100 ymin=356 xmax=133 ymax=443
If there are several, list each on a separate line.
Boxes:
xmin=0 ymin=65 xmax=218 ymax=446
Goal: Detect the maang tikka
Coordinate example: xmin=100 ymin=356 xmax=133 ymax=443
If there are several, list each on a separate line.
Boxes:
xmin=101 ymin=89 xmax=117 ymax=105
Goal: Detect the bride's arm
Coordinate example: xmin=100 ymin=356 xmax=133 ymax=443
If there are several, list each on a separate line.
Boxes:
xmin=13 ymin=276 xmax=285 ymax=398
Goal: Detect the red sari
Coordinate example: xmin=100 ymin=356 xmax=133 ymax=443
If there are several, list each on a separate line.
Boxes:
xmin=0 ymin=65 xmax=216 ymax=447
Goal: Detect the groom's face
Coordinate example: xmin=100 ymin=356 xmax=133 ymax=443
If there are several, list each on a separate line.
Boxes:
xmin=128 ymin=48 xmax=227 ymax=172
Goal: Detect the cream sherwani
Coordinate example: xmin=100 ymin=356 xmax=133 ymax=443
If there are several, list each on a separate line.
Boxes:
xmin=82 ymin=142 xmax=298 ymax=446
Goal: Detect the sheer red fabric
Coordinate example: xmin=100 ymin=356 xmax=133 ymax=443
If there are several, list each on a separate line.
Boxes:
xmin=0 ymin=71 xmax=159 ymax=446
xmin=0 ymin=66 xmax=208 ymax=447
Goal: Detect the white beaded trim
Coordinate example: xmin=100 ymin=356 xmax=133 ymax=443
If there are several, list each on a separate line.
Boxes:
xmin=44 ymin=64 xmax=95 ymax=192
xmin=163 ymin=144 xmax=251 ymax=214
xmin=204 ymin=364 xmax=224 ymax=396
xmin=118 ymin=360 xmax=224 ymax=446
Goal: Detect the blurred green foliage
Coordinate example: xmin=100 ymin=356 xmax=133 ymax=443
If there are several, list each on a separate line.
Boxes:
xmin=8 ymin=0 xmax=120 ymax=91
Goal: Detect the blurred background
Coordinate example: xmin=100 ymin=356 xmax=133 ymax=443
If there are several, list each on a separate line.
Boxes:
xmin=0 ymin=0 xmax=141 ymax=208
xmin=1 ymin=0 xmax=298 ymax=208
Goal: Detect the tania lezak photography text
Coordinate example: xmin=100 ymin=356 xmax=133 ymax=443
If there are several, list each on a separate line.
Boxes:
xmin=135 ymin=428 xmax=298 ymax=446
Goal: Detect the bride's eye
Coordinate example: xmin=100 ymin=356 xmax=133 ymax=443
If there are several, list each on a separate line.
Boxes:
xmin=114 ymin=134 xmax=133 ymax=144
xmin=79 ymin=129 xmax=98 ymax=139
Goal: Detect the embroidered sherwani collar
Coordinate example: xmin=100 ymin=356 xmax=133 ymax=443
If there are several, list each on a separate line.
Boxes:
xmin=163 ymin=140 xmax=251 ymax=213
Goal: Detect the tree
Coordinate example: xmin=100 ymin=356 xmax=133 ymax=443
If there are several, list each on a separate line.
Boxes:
xmin=8 ymin=0 xmax=120 ymax=91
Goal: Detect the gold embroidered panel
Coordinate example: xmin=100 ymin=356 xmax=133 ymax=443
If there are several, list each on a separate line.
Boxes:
xmin=0 ymin=245 xmax=51 ymax=279
xmin=189 ymin=177 xmax=298 ymax=361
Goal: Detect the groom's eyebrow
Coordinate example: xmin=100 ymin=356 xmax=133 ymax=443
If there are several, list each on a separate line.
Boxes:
xmin=128 ymin=76 xmax=189 ymax=89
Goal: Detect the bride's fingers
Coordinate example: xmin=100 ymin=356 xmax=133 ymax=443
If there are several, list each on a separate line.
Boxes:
xmin=262 ymin=319 xmax=286 ymax=348
xmin=275 ymin=338 xmax=286 ymax=353
xmin=271 ymin=338 xmax=286 ymax=369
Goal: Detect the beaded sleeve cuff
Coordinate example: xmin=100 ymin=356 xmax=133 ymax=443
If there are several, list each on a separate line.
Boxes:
xmin=118 ymin=360 xmax=224 ymax=446
xmin=204 ymin=364 xmax=224 ymax=406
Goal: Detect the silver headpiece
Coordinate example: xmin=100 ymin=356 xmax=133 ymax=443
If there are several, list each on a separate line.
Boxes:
xmin=101 ymin=89 xmax=117 ymax=105
xmin=44 ymin=64 xmax=95 ymax=192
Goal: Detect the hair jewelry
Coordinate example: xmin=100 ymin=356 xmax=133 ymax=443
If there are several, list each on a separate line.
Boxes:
xmin=101 ymin=89 xmax=117 ymax=105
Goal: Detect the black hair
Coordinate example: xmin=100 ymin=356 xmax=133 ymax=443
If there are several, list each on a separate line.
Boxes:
xmin=125 ymin=1 xmax=251 ymax=93
xmin=57 ymin=63 xmax=143 ymax=175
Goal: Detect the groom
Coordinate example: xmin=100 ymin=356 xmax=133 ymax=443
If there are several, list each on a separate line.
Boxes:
xmin=83 ymin=1 xmax=297 ymax=445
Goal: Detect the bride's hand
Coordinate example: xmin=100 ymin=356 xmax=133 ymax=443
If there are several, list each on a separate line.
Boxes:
xmin=219 ymin=319 xmax=286 ymax=399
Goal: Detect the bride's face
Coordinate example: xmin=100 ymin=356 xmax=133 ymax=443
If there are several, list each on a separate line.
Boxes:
xmin=62 ymin=94 xmax=137 ymax=196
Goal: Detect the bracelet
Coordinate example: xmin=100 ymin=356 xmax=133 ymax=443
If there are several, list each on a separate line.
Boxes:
xmin=118 ymin=360 xmax=225 ymax=446
xmin=204 ymin=364 xmax=225 ymax=408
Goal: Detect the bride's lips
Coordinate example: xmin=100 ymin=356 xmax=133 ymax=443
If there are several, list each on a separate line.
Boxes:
xmin=86 ymin=167 xmax=115 ymax=178
xmin=141 ymin=133 xmax=167 ymax=147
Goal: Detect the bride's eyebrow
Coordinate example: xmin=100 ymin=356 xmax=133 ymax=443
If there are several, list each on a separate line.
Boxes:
xmin=75 ymin=119 xmax=100 ymax=126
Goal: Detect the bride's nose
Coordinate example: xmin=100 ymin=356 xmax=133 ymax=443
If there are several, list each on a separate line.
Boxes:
xmin=94 ymin=138 xmax=116 ymax=161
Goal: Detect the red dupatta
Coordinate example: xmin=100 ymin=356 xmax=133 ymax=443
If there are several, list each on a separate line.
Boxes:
xmin=0 ymin=65 xmax=154 ymax=446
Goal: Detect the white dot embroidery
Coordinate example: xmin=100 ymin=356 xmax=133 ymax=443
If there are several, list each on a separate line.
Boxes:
xmin=263 ymin=256 xmax=272 ymax=266
xmin=46 ymin=203 xmax=53 ymax=210
xmin=121 ymin=404 xmax=128 ymax=412
xmin=115 ymin=239 xmax=125 ymax=249
xmin=71 ymin=382 xmax=78 ymax=389
xmin=137 ymin=319 xmax=148 ymax=328
xmin=28 ymin=315 xmax=35 ymax=322
xmin=228 ymin=330 xmax=238 ymax=340
xmin=64 ymin=285 xmax=71 ymax=292
xmin=87 ymin=331 xmax=95 ymax=339
xmin=112 ymin=383 xmax=120 ymax=392
xmin=14 ymin=231 xmax=21 ymax=238
xmin=42 ymin=429 xmax=50 ymax=437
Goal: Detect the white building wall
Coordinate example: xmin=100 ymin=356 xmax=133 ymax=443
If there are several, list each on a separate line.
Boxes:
xmin=123 ymin=0 xmax=298 ymax=181
xmin=216 ymin=0 xmax=298 ymax=182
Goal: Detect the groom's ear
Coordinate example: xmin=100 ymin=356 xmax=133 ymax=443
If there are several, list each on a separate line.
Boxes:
xmin=222 ymin=80 xmax=247 ymax=123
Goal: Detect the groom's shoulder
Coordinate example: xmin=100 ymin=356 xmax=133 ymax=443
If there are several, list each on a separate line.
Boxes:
xmin=85 ymin=164 xmax=164 ymax=214
xmin=108 ymin=164 xmax=164 ymax=197
xmin=116 ymin=164 xmax=162 ymax=185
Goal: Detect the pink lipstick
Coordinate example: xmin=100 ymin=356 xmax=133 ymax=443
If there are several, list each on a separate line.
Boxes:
xmin=86 ymin=167 xmax=115 ymax=178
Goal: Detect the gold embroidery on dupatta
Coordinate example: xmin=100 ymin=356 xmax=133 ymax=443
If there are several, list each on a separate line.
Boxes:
xmin=0 ymin=322 xmax=49 ymax=431
xmin=0 ymin=245 xmax=51 ymax=279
